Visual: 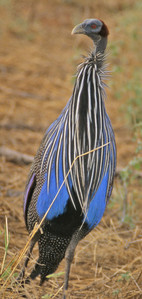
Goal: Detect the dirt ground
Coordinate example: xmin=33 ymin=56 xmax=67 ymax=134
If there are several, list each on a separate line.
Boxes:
xmin=0 ymin=0 xmax=142 ymax=298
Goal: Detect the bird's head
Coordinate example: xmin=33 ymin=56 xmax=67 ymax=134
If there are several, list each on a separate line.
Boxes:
xmin=72 ymin=19 xmax=109 ymax=53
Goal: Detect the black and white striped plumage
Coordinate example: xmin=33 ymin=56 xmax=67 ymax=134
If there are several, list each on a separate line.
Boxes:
xmin=21 ymin=19 xmax=116 ymax=298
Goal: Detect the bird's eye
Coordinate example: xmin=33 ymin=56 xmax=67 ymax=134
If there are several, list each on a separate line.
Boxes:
xmin=91 ymin=24 xmax=97 ymax=29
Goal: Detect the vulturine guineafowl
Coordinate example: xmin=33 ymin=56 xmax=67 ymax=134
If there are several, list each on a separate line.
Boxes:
xmin=19 ymin=19 xmax=116 ymax=298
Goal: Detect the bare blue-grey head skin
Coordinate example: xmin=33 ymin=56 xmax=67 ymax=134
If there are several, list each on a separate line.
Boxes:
xmin=72 ymin=18 xmax=109 ymax=54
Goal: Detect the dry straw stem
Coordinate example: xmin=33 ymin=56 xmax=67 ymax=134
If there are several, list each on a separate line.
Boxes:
xmin=0 ymin=217 xmax=9 ymax=275
xmin=1 ymin=142 xmax=110 ymax=291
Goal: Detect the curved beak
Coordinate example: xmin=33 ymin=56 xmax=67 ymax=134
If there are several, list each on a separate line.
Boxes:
xmin=71 ymin=23 xmax=85 ymax=35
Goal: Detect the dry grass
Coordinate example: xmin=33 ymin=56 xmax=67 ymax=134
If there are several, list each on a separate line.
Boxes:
xmin=0 ymin=0 xmax=142 ymax=298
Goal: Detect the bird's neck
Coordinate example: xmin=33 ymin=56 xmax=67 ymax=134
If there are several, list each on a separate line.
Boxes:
xmin=93 ymin=36 xmax=107 ymax=55
xmin=70 ymin=62 xmax=106 ymax=150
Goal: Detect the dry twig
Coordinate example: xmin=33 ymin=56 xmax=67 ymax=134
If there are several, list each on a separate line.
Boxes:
xmin=0 ymin=146 xmax=33 ymax=165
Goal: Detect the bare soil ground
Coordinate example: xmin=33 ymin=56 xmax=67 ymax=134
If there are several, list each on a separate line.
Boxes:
xmin=0 ymin=0 xmax=142 ymax=298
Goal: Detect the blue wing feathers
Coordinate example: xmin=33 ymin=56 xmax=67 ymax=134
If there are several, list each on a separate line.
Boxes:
xmin=85 ymin=169 xmax=109 ymax=229
xmin=36 ymin=118 xmax=115 ymax=225
xmin=24 ymin=173 xmax=36 ymax=220
xmin=37 ymin=143 xmax=71 ymax=220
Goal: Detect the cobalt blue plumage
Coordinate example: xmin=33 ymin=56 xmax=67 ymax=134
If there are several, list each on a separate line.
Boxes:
xmin=20 ymin=18 xmax=116 ymax=298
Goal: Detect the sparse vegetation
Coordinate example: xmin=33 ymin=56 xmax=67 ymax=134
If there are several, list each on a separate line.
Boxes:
xmin=0 ymin=0 xmax=142 ymax=298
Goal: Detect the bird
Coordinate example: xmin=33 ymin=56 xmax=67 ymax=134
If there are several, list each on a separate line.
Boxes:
xmin=19 ymin=18 xmax=116 ymax=298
